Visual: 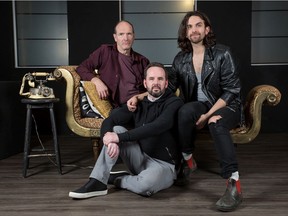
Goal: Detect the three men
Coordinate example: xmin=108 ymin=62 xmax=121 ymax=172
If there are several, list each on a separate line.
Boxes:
xmin=72 ymin=11 xmax=243 ymax=212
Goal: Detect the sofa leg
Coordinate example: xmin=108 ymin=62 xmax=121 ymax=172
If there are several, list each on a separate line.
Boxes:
xmin=91 ymin=137 xmax=102 ymax=161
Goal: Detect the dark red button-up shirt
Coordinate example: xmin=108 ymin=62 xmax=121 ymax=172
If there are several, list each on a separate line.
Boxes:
xmin=76 ymin=44 xmax=150 ymax=107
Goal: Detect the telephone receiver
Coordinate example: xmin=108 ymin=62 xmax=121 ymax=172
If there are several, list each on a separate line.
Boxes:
xmin=19 ymin=72 xmax=56 ymax=99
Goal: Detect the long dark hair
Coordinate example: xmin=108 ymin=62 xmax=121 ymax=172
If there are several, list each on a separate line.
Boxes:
xmin=178 ymin=11 xmax=216 ymax=52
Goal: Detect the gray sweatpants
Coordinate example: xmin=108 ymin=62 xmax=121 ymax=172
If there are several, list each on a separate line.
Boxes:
xmin=90 ymin=126 xmax=176 ymax=197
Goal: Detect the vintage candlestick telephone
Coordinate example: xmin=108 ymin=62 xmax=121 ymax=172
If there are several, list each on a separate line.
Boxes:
xmin=19 ymin=72 xmax=56 ymax=99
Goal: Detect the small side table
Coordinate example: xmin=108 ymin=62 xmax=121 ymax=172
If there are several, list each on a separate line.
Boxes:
xmin=21 ymin=98 xmax=62 ymax=177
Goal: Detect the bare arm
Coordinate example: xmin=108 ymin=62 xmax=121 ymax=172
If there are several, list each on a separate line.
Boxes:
xmin=196 ymin=98 xmax=226 ymax=129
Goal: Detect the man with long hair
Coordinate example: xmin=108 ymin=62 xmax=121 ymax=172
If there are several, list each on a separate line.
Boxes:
xmin=169 ymin=11 xmax=243 ymax=211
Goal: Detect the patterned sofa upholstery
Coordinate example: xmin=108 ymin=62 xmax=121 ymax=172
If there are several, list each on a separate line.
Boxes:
xmin=53 ymin=65 xmax=281 ymax=159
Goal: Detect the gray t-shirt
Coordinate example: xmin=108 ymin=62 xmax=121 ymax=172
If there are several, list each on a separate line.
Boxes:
xmin=196 ymin=73 xmax=208 ymax=102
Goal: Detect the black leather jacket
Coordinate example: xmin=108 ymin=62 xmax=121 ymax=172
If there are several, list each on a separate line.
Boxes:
xmin=169 ymin=44 xmax=242 ymax=112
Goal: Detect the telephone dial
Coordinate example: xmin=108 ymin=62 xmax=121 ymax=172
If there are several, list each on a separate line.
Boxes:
xmin=19 ymin=72 xmax=56 ymax=99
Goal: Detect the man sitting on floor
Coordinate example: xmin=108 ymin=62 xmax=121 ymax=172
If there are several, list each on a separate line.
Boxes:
xmin=69 ymin=62 xmax=184 ymax=198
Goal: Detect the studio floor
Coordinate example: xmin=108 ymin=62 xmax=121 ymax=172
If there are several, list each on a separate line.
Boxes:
xmin=0 ymin=133 xmax=287 ymax=216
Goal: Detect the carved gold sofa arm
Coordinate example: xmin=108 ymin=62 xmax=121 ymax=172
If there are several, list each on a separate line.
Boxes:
xmin=231 ymin=85 xmax=281 ymax=144
xmin=54 ymin=66 xmax=104 ymax=159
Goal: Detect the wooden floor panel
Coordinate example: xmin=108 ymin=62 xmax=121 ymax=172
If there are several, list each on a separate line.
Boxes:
xmin=0 ymin=133 xmax=287 ymax=216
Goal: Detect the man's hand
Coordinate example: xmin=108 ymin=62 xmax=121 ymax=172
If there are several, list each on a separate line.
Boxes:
xmin=127 ymin=92 xmax=148 ymax=112
xmin=107 ymin=143 xmax=119 ymax=158
xmin=103 ymin=132 xmax=119 ymax=146
xmin=196 ymin=113 xmax=223 ymax=129
xmin=91 ymin=77 xmax=109 ymax=100
xmin=196 ymin=114 xmax=209 ymax=130
xmin=127 ymin=95 xmax=138 ymax=112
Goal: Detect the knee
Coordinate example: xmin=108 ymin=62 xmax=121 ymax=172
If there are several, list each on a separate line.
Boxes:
xmin=178 ymin=106 xmax=195 ymax=122
xmin=139 ymin=189 xmax=154 ymax=197
xmin=178 ymin=106 xmax=189 ymax=118
xmin=138 ymin=185 xmax=154 ymax=197
xmin=113 ymin=126 xmax=128 ymax=134
xmin=208 ymin=115 xmax=222 ymax=124
xmin=208 ymin=116 xmax=229 ymax=134
xmin=136 ymin=176 xmax=156 ymax=197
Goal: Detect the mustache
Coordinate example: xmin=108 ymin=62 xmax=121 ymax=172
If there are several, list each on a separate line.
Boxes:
xmin=151 ymin=85 xmax=161 ymax=90
xmin=152 ymin=84 xmax=161 ymax=89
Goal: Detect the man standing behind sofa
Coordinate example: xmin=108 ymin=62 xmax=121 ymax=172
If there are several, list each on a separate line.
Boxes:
xmin=69 ymin=62 xmax=183 ymax=198
xmin=76 ymin=20 xmax=150 ymax=108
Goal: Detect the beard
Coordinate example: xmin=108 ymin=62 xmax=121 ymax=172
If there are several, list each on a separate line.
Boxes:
xmin=147 ymin=86 xmax=164 ymax=98
xmin=189 ymin=33 xmax=204 ymax=44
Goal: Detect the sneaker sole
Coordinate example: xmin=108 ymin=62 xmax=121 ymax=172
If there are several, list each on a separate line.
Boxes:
xmin=216 ymin=198 xmax=243 ymax=212
xmin=110 ymin=170 xmax=129 ymax=174
xmin=108 ymin=171 xmax=130 ymax=185
xmin=69 ymin=189 xmax=108 ymax=199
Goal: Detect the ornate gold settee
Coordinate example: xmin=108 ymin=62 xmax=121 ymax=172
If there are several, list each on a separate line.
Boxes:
xmin=53 ymin=66 xmax=281 ymax=159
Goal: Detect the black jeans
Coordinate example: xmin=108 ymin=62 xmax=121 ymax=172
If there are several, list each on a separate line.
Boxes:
xmin=178 ymin=101 xmax=241 ymax=179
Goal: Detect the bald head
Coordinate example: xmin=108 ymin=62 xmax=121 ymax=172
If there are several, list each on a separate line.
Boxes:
xmin=114 ymin=20 xmax=134 ymax=34
xmin=113 ymin=20 xmax=135 ymax=55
